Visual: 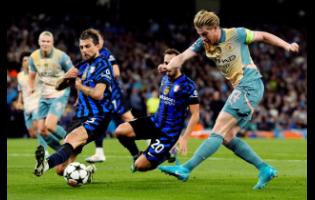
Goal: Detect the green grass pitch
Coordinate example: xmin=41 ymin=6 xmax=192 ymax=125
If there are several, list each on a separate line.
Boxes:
xmin=7 ymin=138 xmax=306 ymax=200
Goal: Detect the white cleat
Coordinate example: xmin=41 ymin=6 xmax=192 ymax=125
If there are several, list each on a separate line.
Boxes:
xmin=85 ymin=154 xmax=106 ymax=163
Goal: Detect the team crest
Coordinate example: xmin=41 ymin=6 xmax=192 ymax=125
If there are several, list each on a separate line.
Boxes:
xmin=163 ymin=87 xmax=170 ymax=95
xmin=226 ymin=43 xmax=233 ymax=51
xmin=173 ymin=85 xmax=180 ymax=92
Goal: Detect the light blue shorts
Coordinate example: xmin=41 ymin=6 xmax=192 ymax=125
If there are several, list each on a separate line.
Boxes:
xmin=24 ymin=109 xmax=39 ymax=129
xmin=37 ymin=92 xmax=70 ymax=120
xmin=223 ymin=78 xmax=264 ymax=128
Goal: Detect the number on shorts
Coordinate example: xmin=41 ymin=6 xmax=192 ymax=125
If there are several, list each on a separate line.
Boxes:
xmin=150 ymin=139 xmax=164 ymax=153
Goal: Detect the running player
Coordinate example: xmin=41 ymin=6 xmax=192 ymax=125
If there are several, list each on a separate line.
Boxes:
xmin=28 ymin=31 xmax=74 ymax=151
xmin=114 ymin=48 xmax=200 ymax=172
xmin=159 ymin=10 xmax=299 ymax=189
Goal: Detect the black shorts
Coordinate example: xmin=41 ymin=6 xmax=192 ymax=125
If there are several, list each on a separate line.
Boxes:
xmin=129 ymin=116 xmax=162 ymax=139
xmin=67 ymin=115 xmax=111 ymax=144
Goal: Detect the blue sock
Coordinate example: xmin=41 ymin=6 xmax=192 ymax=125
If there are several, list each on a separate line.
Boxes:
xmin=43 ymin=134 xmax=61 ymax=151
xmin=51 ymin=125 xmax=67 ymax=140
xmin=224 ymin=137 xmax=267 ymax=170
xmin=36 ymin=134 xmax=48 ymax=151
xmin=47 ymin=143 xmax=74 ymax=169
xmin=183 ymin=133 xmax=224 ymax=171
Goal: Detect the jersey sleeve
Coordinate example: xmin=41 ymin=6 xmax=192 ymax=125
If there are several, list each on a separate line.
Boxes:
xmin=186 ymin=83 xmax=199 ymax=105
xmin=28 ymin=56 xmax=37 ymax=72
xmin=94 ymin=60 xmax=112 ymax=86
xmin=108 ymin=54 xmax=117 ymax=65
xmin=60 ymin=53 xmax=73 ymax=72
xmin=189 ymin=37 xmax=204 ymax=53
xmin=236 ymin=27 xmax=254 ymax=44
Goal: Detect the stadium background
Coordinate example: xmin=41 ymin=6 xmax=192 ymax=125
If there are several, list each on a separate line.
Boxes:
xmin=7 ymin=0 xmax=307 ymax=139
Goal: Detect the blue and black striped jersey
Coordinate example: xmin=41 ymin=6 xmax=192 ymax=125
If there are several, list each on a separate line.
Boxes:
xmin=99 ymin=48 xmax=128 ymax=115
xmin=75 ymin=55 xmax=114 ymax=117
xmin=151 ymin=74 xmax=199 ymax=138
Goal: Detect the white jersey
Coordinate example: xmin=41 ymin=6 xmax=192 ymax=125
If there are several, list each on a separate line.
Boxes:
xmin=17 ymin=71 xmax=41 ymax=113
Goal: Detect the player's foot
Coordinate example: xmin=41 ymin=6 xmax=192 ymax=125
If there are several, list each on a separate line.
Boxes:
xmin=253 ymin=165 xmax=278 ymax=189
xmin=130 ymin=151 xmax=142 ymax=173
xmin=168 ymin=152 xmax=177 ymax=163
xmin=34 ymin=145 xmax=49 ymax=177
xmin=86 ymin=164 xmax=97 ymax=183
xmin=44 ymin=150 xmax=49 ymax=158
xmin=159 ymin=165 xmax=190 ymax=182
xmin=85 ymin=154 xmax=106 ymax=163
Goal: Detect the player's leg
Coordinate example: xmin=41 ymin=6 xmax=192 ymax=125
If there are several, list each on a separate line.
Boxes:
xmin=37 ymin=98 xmax=62 ymax=150
xmin=85 ymin=133 xmax=106 ymax=163
xmin=34 ymin=125 xmax=88 ymax=176
xmin=45 ymin=94 xmax=69 ymax=140
xmin=114 ymin=122 xmax=140 ymax=159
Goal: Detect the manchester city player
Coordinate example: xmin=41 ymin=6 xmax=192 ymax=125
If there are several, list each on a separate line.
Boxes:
xmin=114 ymin=48 xmax=200 ymax=172
xmin=159 ymin=10 xmax=299 ymax=189
xmin=33 ymin=29 xmax=114 ymax=178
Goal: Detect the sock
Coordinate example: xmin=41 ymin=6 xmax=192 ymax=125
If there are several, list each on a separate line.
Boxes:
xmin=47 ymin=143 xmax=74 ymax=169
xmin=51 ymin=125 xmax=67 ymax=140
xmin=117 ymin=136 xmax=139 ymax=157
xmin=42 ymin=134 xmax=61 ymax=150
xmin=183 ymin=133 xmax=224 ymax=171
xmin=36 ymin=133 xmax=48 ymax=150
xmin=224 ymin=137 xmax=267 ymax=170
xmin=95 ymin=147 xmax=104 ymax=156
xmin=95 ymin=134 xmax=104 ymax=148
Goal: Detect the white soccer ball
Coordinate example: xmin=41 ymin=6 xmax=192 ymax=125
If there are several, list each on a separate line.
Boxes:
xmin=63 ymin=162 xmax=89 ymax=187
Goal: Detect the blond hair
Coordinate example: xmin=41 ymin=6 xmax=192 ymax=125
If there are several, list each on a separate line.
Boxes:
xmin=193 ymin=10 xmax=220 ymax=29
xmin=39 ymin=31 xmax=54 ymax=40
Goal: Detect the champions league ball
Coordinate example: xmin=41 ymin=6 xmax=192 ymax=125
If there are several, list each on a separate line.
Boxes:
xmin=63 ymin=162 xmax=89 ymax=187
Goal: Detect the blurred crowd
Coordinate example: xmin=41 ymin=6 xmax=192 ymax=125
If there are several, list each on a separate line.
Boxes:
xmin=7 ymin=14 xmax=307 ymax=137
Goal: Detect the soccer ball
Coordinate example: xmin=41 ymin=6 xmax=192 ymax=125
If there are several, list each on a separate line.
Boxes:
xmin=63 ymin=162 xmax=89 ymax=187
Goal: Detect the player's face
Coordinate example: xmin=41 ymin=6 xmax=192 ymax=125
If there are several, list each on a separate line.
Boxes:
xmin=196 ymin=25 xmax=219 ymax=44
xmin=38 ymin=35 xmax=53 ymax=53
xmin=164 ymin=54 xmax=180 ymax=78
xmin=79 ymin=38 xmax=99 ymax=60
xmin=22 ymin=56 xmax=29 ymax=72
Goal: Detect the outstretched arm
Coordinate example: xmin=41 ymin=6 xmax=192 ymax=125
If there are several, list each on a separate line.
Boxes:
xmin=166 ymin=48 xmax=197 ymax=70
xmin=253 ymin=31 xmax=299 ymax=53
xmin=178 ymin=104 xmax=200 ymax=155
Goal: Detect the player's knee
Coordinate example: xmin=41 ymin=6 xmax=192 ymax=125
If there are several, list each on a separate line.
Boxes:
xmin=46 ymin=123 xmax=56 ymax=133
xmin=134 ymin=162 xmax=150 ymax=171
xmin=55 ymin=165 xmax=65 ymax=176
xmin=114 ymin=124 xmax=129 ymax=137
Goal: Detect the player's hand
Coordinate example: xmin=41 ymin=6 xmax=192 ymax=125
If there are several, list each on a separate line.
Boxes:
xmin=287 ymin=42 xmax=299 ymax=53
xmin=158 ymin=64 xmax=167 ymax=74
xmin=178 ymin=136 xmax=188 ymax=155
xmin=65 ymin=69 xmax=79 ymax=78
xmin=75 ymin=78 xmax=82 ymax=90
xmin=55 ymin=77 xmax=76 ymax=91
xmin=15 ymin=102 xmax=24 ymax=110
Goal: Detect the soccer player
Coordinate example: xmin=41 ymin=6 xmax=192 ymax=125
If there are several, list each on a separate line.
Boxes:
xmin=158 ymin=10 xmax=299 ymax=189
xmin=16 ymin=52 xmax=49 ymax=157
xmin=33 ymin=29 xmax=114 ymax=178
xmin=85 ymin=29 xmax=134 ymax=163
xmin=28 ymin=31 xmax=74 ymax=151
xmin=114 ymin=48 xmax=200 ymax=172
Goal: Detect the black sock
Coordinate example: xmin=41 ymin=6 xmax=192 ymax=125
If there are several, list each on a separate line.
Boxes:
xmin=117 ymin=136 xmax=139 ymax=157
xmin=94 ymin=134 xmax=104 ymax=148
xmin=47 ymin=143 xmax=74 ymax=169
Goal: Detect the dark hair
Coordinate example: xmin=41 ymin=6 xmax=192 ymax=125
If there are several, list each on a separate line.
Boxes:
xmin=80 ymin=28 xmax=100 ymax=45
xmin=20 ymin=52 xmax=31 ymax=63
xmin=164 ymin=48 xmax=180 ymax=56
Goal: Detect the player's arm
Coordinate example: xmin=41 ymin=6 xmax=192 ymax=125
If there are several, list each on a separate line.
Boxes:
xmin=28 ymin=71 xmax=36 ymax=94
xmin=16 ymin=91 xmax=24 ymax=110
xmin=178 ymin=104 xmax=200 ymax=155
xmin=166 ymin=48 xmax=197 ymax=70
xmin=252 ymin=31 xmax=299 ymax=53
xmin=112 ymin=64 xmax=120 ymax=79
xmin=75 ymin=78 xmax=106 ymax=100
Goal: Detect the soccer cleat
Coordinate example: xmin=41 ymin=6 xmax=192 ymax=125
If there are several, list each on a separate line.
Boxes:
xmin=86 ymin=164 xmax=97 ymax=183
xmin=85 ymin=154 xmax=106 ymax=163
xmin=253 ymin=165 xmax=278 ymax=189
xmin=34 ymin=145 xmax=49 ymax=177
xmin=159 ymin=165 xmax=190 ymax=182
